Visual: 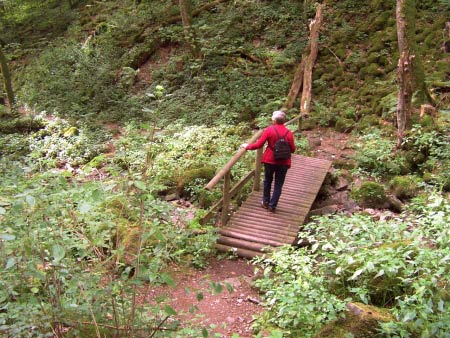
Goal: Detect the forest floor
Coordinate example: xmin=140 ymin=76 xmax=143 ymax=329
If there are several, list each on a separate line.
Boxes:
xmin=142 ymin=128 xmax=352 ymax=338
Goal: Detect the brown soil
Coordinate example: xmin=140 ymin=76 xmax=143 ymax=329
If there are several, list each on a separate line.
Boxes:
xmin=144 ymin=257 xmax=263 ymax=337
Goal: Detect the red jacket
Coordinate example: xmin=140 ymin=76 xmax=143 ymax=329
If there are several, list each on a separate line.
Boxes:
xmin=246 ymin=124 xmax=296 ymax=167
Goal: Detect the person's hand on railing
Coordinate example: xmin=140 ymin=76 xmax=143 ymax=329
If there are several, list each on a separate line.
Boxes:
xmin=240 ymin=143 xmax=248 ymax=149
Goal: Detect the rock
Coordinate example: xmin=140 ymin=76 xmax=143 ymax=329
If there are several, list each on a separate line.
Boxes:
xmin=310 ymin=138 xmax=322 ymax=147
xmin=226 ymin=316 xmax=235 ymax=323
xmin=309 ymin=204 xmax=340 ymax=217
xmin=386 ymin=195 xmax=403 ymax=213
xmin=335 ymin=176 xmax=349 ymax=191
xmin=164 ymin=193 xmax=178 ymax=201
xmin=223 ymin=277 xmax=241 ymax=289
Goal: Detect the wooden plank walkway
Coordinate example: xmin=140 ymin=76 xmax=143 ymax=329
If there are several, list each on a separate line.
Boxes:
xmin=216 ymin=154 xmax=332 ymax=258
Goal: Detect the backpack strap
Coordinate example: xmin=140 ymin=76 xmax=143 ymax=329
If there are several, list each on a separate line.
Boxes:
xmin=270 ymin=126 xmax=289 ymax=150
xmin=272 ymin=126 xmax=289 ymax=139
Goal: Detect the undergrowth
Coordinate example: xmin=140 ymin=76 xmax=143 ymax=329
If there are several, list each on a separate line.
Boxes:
xmin=252 ymin=194 xmax=450 ymax=337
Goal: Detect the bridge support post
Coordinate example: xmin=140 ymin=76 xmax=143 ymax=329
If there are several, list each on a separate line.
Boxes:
xmin=221 ymin=171 xmax=231 ymax=226
xmin=253 ymin=148 xmax=263 ymax=191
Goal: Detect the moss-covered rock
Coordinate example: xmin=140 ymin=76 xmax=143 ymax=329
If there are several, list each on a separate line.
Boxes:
xmin=351 ymin=181 xmax=387 ymax=208
xmin=361 ymin=63 xmax=384 ymax=78
xmin=356 ymin=114 xmax=380 ymax=131
xmin=314 ymin=302 xmax=394 ymax=338
xmin=389 ymin=175 xmax=421 ymax=200
xmin=334 ymin=117 xmax=354 ymax=132
xmin=402 ymin=150 xmax=427 ymax=171
xmin=0 ymin=117 xmax=45 ymax=134
xmin=333 ymin=159 xmax=357 ymax=170
xmin=176 ymin=165 xmax=216 ymax=196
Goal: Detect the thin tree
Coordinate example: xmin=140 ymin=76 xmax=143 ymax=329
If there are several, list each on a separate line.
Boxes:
xmin=0 ymin=41 xmax=16 ymax=116
xmin=300 ymin=3 xmax=324 ymax=117
xmin=396 ymin=0 xmax=433 ymax=146
xmin=179 ymin=0 xmax=202 ymax=58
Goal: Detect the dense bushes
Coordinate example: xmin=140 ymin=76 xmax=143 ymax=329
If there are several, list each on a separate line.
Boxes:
xmin=254 ymin=195 xmax=450 ymax=337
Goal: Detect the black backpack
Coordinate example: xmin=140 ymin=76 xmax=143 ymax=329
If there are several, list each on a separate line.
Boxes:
xmin=272 ymin=126 xmax=291 ymax=161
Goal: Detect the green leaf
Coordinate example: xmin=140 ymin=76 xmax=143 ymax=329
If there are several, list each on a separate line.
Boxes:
xmin=5 ymin=257 xmax=16 ymax=269
xmin=164 ymin=305 xmax=177 ymax=316
xmin=189 ymin=305 xmax=199 ymax=314
xmin=374 ymin=269 xmax=385 ymax=279
xmin=0 ymin=207 xmax=5 ymax=215
xmin=196 ymin=292 xmax=204 ymax=301
xmin=0 ymin=234 xmax=16 ymax=241
xmin=349 ymin=269 xmax=364 ymax=281
xmin=79 ymin=202 xmax=92 ymax=214
xmin=52 ymin=244 xmax=66 ymax=263
xmin=26 ymin=195 xmax=36 ymax=208
xmin=30 ymin=287 xmax=39 ymax=294
xmin=91 ymin=189 xmax=102 ymax=201
xmin=160 ymin=273 xmax=175 ymax=287
xmin=210 ymin=282 xmax=223 ymax=295
xmin=202 ymin=327 xmax=208 ymax=337
xmin=133 ymin=181 xmax=147 ymax=190
xmin=270 ymin=330 xmax=283 ymax=338
xmin=225 ymin=282 xmax=234 ymax=293
xmin=0 ymin=198 xmax=10 ymax=207
xmin=402 ymin=311 xmax=416 ymax=322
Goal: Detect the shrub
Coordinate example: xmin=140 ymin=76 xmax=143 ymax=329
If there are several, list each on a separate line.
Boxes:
xmin=253 ymin=247 xmax=348 ymax=338
xmin=27 ymin=114 xmax=110 ymax=168
xmin=351 ymin=130 xmax=408 ymax=178
xmin=298 ymin=197 xmax=450 ymax=337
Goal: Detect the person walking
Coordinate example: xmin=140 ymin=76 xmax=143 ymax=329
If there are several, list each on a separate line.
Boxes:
xmin=241 ymin=110 xmax=296 ymax=212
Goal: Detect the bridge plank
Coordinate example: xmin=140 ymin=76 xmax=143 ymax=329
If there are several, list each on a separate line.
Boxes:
xmin=216 ymin=154 xmax=332 ymax=257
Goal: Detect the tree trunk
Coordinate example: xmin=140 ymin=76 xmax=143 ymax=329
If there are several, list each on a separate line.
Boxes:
xmin=179 ymin=0 xmax=202 ymax=58
xmin=284 ymin=59 xmax=305 ymax=110
xmin=300 ymin=4 xmax=324 ymax=116
xmin=396 ymin=0 xmax=433 ymax=106
xmin=396 ymin=50 xmax=413 ymax=147
xmin=0 ymin=46 xmax=16 ymax=116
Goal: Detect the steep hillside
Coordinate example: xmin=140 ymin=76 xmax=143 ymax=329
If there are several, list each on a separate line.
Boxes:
xmin=4 ymin=0 xmax=449 ymax=127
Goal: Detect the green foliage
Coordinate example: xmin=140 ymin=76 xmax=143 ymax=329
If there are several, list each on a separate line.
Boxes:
xmin=113 ymin=122 xmax=251 ymax=198
xmin=0 ymin=155 xmax=218 ymax=336
xmin=296 ymin=195 xmax=450 ymax=337
xmin=402 ymin=125 xmax=450 ymax=190
xmin=253 ymin=247 xmax=348 ymax=338
xmin=0 ymin=116 xmax=45 ymax=134
xmin=27 ymin=114 xmax=110 ymax=168
xmin=351 ymin=131 xmax=408 ymax=178
xmin=17 ymin=38 xmax=127 ymax=119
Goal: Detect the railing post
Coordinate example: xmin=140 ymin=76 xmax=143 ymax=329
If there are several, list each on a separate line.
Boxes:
xmin=221 ymin=171 xmax=231 ymax=226
xmin=253 ymin=148 xmax=263 ymax=191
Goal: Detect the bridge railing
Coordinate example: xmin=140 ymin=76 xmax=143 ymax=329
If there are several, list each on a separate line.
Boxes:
xmin=201 ymin=115 xmax=302 ymax=226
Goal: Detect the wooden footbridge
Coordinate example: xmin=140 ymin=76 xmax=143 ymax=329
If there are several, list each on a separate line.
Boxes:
xmin=202 ymin=117 xmax=332 ymax=258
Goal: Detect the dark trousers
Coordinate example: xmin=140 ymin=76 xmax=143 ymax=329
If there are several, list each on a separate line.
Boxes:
xmin=263 ymin=163 xmax=288 ymax=209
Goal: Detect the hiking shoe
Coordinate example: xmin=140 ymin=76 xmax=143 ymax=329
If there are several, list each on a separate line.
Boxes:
xmin=261 ymin=201 xmax=269 ymax=209
xmin=268 ymin=206 xmax=276 ymax=213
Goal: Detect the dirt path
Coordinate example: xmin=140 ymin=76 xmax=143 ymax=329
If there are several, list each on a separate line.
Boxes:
xmin=144 ymin=258 xmax=263 ymax=337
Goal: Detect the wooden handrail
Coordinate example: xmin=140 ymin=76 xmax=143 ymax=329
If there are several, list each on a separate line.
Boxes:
xmin=205 ymin=129 xmax=263 ymax=190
